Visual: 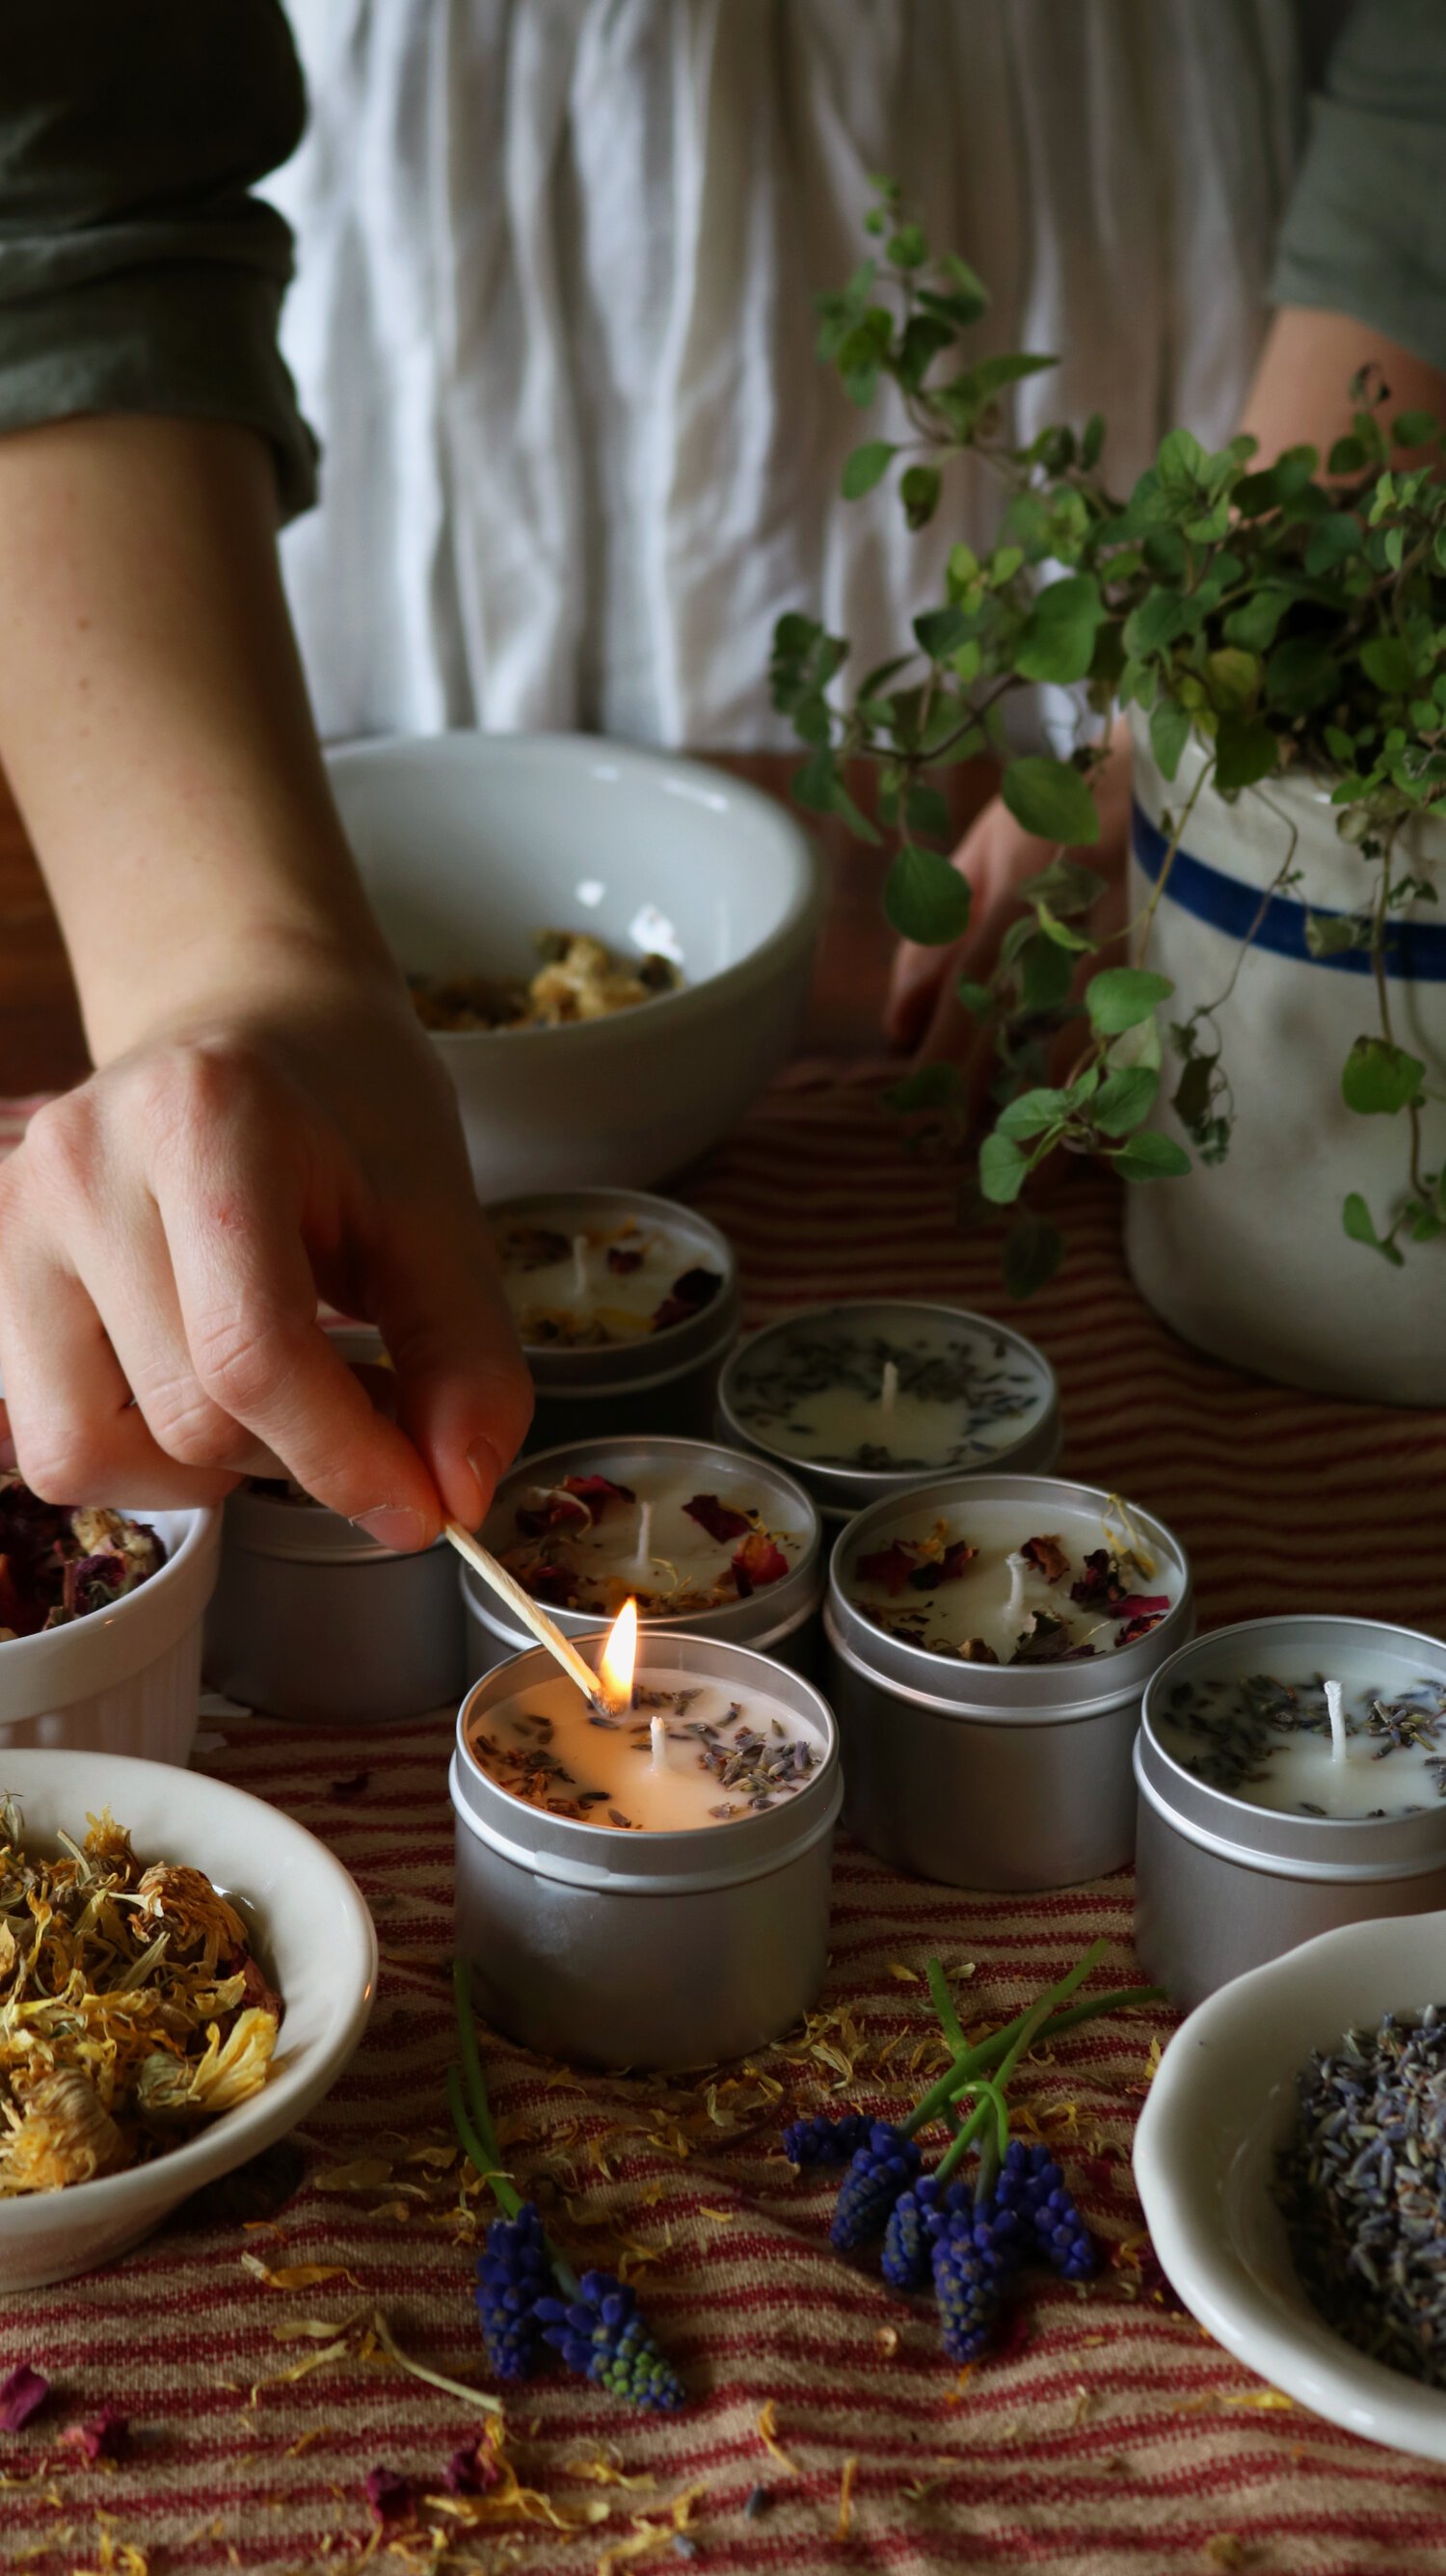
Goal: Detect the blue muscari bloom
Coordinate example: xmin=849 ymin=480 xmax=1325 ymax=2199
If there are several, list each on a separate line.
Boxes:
xmin=831 ymin=2122 xmax=923 ymax=2251
xmin=998 ymin=2141 xmax=1098 ymax=2279
xmin=535 ymin=2268 xmax=684 ymax=2412
xmin=929 ymin=2189 xmax=1025 ymax=2363
xmin=881 ymin=2173 xmax=969 ymax=2291
xmin=782 ymin=2111 xmax=874 ymax=2166
xmin=474 ymin=2200 xmax=551 ymax=2381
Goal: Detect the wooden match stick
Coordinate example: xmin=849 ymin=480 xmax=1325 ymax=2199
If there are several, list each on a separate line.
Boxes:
xmin=443 ymin=1520 xmax=611 ymax=1706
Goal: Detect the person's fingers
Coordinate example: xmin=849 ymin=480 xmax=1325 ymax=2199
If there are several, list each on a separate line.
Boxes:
xmin=0 ymin=1399 xmax=13 ymax=1472
xmin=149 ymin=1104 xmax=442 ymax=1538
xmin=885 ymin=934 xmax=957 ymax=1052
xmin=368 ymin=1216 xmax=534 ymax=1528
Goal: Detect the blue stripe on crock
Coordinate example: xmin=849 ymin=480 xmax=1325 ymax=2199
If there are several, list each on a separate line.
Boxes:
xmin=1130 ymin=798 xmax=1446 ymax=979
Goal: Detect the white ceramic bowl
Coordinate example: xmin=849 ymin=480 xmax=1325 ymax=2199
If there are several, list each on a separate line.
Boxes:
xmin=0 ymin=1506 xmax=221 ymax=1760
xmin=1135 ymin=1908 xmax=1446 ymax=2459
xmin=0 ymin=1747 xmax=376 ymax=2290
xmin=326 ymin=733 xmax=826 ymax=1198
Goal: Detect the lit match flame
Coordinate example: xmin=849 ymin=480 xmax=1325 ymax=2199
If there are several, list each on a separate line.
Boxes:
xmin=599 ymin=1597 xmax=638 ymax=1712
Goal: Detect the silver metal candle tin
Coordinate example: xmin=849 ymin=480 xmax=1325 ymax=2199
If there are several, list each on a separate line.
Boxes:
xmin=452 ymin=1633 xmax=842 ymax=2070
xmin=1136 ymin=1617 xmax=1446 ymax=2010
xmin=460 ymin=1436 xmax=824 ymax=1681
xmin=492 ymin=1188 xmax=740 ymax=1451
xmin=716 ymin=1300 xmax=1061 ymax=1520
xmin=825 ymin=1474 xmax=1192 ymax=1890
xmin=205 ymin=1488 xmax=465 ymax=1726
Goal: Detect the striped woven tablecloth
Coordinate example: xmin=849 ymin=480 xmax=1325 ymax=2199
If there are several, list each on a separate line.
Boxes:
xmin=4 ymin=1073 xmax=1446 ymax=2576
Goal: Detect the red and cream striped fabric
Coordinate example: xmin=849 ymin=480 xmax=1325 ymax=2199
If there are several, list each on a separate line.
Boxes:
xmin=3 ymin=1074 xmax=1446 ymax=2574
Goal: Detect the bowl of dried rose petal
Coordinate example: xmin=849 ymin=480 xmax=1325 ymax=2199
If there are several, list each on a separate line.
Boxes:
xmin=0 ymin=1474 xmax=220 ymax=1761
xmin=0 ymin=1748 xmax=376 ymax=2289
xmin=327 ymin=733 xmax=825 ymax=1199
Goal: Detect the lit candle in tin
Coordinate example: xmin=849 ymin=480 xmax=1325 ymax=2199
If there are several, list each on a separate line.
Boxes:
xmin=468 ymin=1601 xmax=822 ymax=1833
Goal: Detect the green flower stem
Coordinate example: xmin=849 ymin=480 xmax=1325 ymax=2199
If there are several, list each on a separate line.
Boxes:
xmin=935 ymin=1982 xmax=1168 ymax=2090
xmin=903 ymin=1938 xmax=1111 ymax=2140
xmin=926 ymin=1958 xmax=967 ymax=2133
xmin=449 ymin=1962 xmax=581 ymax=2296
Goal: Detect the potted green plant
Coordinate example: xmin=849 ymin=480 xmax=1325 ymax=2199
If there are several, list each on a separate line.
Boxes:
xmin=770 ymin=181 xmax=1446 ymax=1406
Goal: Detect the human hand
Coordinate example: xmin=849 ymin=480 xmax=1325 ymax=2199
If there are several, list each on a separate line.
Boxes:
xmin=0 ymin=944 xmax=532 ymax=1543
xmin=885 ymin=721 xmax=1135 ymax=1060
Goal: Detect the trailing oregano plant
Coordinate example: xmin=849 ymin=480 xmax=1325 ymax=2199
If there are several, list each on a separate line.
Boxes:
xmin=770 ymin=176 xmax=1446 ymax=1296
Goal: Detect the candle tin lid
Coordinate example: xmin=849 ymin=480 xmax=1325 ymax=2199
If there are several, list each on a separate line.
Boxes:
xmin=716 ymin=1301 xmax=1060 ymax=1516
xmin=490 ymin=1189 xmax=740 ymax=1396
xmin=464 ymin=1436 xmax=823 ymax=1650
xmin=1139 ymin=1617 xmax=1446 ymax=1875
xmin=452 ymin=1632 xmax=841 ymax=1895
xmin=827 ymin=1473 xmax=1192 ymax=1719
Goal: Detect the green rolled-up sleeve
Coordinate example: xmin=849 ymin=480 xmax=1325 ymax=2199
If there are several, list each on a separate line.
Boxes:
xmin=1272 ymin=0 xmax=1446 ymax=371
xmin=0 ymin=0 xmax=316 ymax=517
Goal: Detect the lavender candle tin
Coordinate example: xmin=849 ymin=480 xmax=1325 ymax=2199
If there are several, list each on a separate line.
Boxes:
xmin=460 ymin=1436 xmax=824 ymax=1680
xmin=205 ymin=1490 xmax=465 ymax=1726
xmin=1136 ymin=1617 xmax=1446 ymax=2009
xmin=824 ymin=1474 xmax=1192 ymax=1889
xmin=451 ymin=1634 xmax=842 ymax=2069
xmin=492 ymin=1188 xmax=740 ymax=1449
xmin=717 ymin=1301 xmax=1060 ymax=1519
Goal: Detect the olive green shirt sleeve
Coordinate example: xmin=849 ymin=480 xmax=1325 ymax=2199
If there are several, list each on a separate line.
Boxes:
xmin=1272 ymin=0 xmax=1446 ymax=372
xmin=0 ymin=0 xmax=316 ymax=518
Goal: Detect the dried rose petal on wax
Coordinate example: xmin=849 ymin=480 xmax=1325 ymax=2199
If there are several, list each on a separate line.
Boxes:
xmin=683 ymin=1493 xmax=752 ymax=1543
xmin=1020 ymin=1535 xmax=1070 ymax=1585
xmin=0 ymin=2365 xmax=49 ymax=2432
xmin=731 ymin=1533 xmax=790 ymax=1597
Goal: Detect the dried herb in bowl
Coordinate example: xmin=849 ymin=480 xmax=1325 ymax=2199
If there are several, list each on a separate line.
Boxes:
xmin=1275 ymin=2006 xmax=1446 ymax=2388
xmin=0 ymin=1475 xmax=165 ymax=1642
xmin=0 ymin=1803 xmax=281 ymax=2192
xmin=411 ymin=929 xmax=681 ymax=1033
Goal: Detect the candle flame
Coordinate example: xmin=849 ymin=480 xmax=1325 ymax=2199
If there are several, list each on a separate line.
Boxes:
xmin=599 ymin=1597 xmax=638 ymax=1712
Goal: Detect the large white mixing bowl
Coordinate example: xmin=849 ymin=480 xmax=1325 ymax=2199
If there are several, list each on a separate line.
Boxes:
xmin=327 ymin=733 xmax=826 ymax=1199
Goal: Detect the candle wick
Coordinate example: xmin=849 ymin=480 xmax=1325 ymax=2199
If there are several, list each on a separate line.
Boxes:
xmin=632 ymin=1497 xmax=654 ymax=1578
xmin=1325 ymin=1677 xmax=1347 ymax=1765
xmin=571 ymin=1233 xmax=590 ymax=1301
xmin=878 ymin=1358 xmax=899 ymax=1434
xmin=1004 ymin=1550 xmax=1030 ymax=1629
xmin=650 ymin=1713 xmax=670 ymax=1774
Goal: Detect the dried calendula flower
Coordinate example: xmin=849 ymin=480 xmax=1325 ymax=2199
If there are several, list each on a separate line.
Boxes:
xmin=0 ymin=1803 xmax=281 ymax=2195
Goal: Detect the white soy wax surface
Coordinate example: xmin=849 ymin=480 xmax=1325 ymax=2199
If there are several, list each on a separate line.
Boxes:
xmin=1152 ymin=1663 xmax=1446 ymax=1817
xmin=846 ymin=1495 xmax=1178 ymax=1664
xmin=467 ymin=1669 xmax=823 ymax=1832
xmin=495 ymin=1207 xmax=714 ymax=1342
xmin=728 ymin=1311 xmax=1052 ymax=1472
xmin=498 ymin=1462 xmax=804 ymax=1614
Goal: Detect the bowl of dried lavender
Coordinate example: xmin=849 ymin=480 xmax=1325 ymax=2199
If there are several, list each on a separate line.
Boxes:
xmin=1136 ymin=1908 xmax=1446 ymax=2458
xmin=0 ymin=1475 xmax=220 ymax=1761
xmin=0 ymin=1747 xmax=376 ymax=2289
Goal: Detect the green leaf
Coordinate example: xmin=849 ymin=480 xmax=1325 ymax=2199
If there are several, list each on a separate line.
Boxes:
xmin=887 ymin=224 xmax=927 ymax=269
xmin=842 ymin=440 xmax=897 ymax=499
xmin=1086 ymin=966 xmax=1174 ymax=1034
xmin=1303 ymin=512 xmax=1363 ymax=575
xmin=1394 ymin=408 xmax=1441 ymax=448
xmin=1343 ymin=1191 xmax=1405 ymax=1265
xmin=1221 ymin=587 xmax=1292 ymax=653
xmin=883 ymin=844 xmax=972 ymax=945
xmin=1341 ymin=1033 xmax=1426 ymax=1115
xmin=1018 ymin=857 xmax=1108 ymax=919
xmin=899 ymin=464 xmax=942 ymax=529
xmin=941 ymin=252 xmax=990 ymax=317
xmin=1081 ymin=412 xmax=1105 ymax=470
xmin=996 ymin=1087 xmax=1072 ymax=1140
xmin=1013 ymin=574 xmax=1108 ymax=686
xmin=1111 ymin=1130 xmax=1192 ymax=1181
xmin=1304 ymin=911 xmax=1363 ymax=958
xmin=1205 ymin=647 xmax=1261 ymax=712
xmin=1124 ymin=589 xmax=1191 ymax=657
xmin=1091 ymin=1066 xmax=1160 ymax=1137
xmin=1327 ymin=435 xmax=1368 ymax=475
xmin=979 ymin=1131 xmax=1029 ymax=1205
xmin=904 ymin=779 xmax=951 ymax=842
xmin=1016 ymin=931 xmax=1075 ymax=1014
xmin=1003 ymin=1212 xmax=1064 ymax=1301
xmin=956 ymin=977 xmax=993 ymax=1019
xmin=914 ymin=604 xmax=970 ymax=659
xmin=1359 ymin=634 xmax=1417 ymax=696
xmin=1214 ymin=715 xmax=1280 ymax=792
xmin=1265 ymin=636 xmax=1342 ymax=714
xmin=886 ymin=1063 xmax=960 ymax=1114
xmin=1035 ymin=899 xmax=1095 ymax=953
xmin=966 ymin=351 xmax=1058 ymax=398
xmin=1001 ymin=758 xmax=1100 ymax=845
xmin=1149 ymin=698 xmax=1191 ymax=781
xmin=1156 ymin=426 xmax=1206 ymax=497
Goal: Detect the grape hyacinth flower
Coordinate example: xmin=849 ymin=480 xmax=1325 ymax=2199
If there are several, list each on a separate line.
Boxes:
xmin=931 ymin=2210 xmax=1007 ymax=2363
xmin=536 ymin=2269 xmax=685 ymax=2411
xmin=998 ymin=2139 xmax=1097 ymax=2278
xmin=782 ymin=2111 xmax=874 ymax=2167
xmin=881 ymin=2173 xmax=971 ymax=2291
xmin=831 ymin=2122 xmax=923 ymax=2251
xmin=474 ymin=2198 xmax=551 ymax=2380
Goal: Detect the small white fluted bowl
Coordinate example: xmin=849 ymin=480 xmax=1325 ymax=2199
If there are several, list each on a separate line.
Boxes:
xmin=0 ymin=1507 xmax=221 ymax=1760
xmin=327 ymin=732 xmax=826 ymax=1199
xmin=1135 ymin=1909 xmax=1446 ymax=2460
xmin=0 ymin=1748 xmax=376 ymax=2290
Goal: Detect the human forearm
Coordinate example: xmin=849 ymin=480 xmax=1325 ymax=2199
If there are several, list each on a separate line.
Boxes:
xmin=1238 ymin=307 xmax=1446 ymax=470
xmin=0 ymin=414 xmax=392 ymax=1060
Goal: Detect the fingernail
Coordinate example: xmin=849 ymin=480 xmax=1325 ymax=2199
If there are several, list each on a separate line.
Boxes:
xmin=467 ymin=1438 xmax=505 ymax=1516
xmin=353 ymin=1505 xmax=429 ymax=1554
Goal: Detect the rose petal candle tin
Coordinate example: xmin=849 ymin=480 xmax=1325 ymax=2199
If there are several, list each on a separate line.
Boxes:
xmin=717 ymin=1301 xmax=1060 ymax=1518
xmin=451 ymin=1632 xmax=842 ymax=2068
xmin=493 ymin=1188 xmax=740 ymax=1449
xmin=825 ymin=1474 xmax=1192 ymax=1889
xmin=459 ymin=1436 xmax=823 ymax=1679
xmin=1136 ymin=1617 xmax=1446 ymax=2007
